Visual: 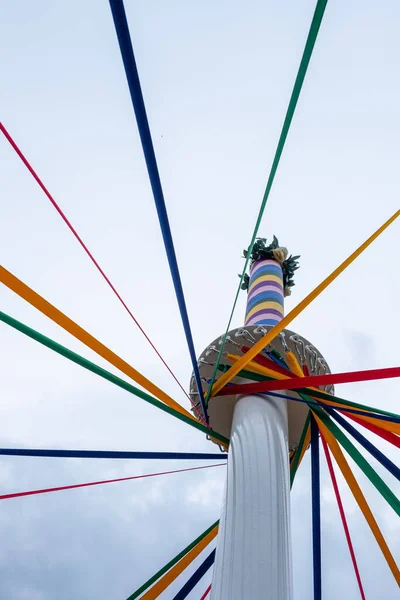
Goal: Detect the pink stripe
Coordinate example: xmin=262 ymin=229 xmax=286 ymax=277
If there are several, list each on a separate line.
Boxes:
xmin=245 ymin=314 xmax=282 ymax=326
xmin=247 ymin=284 xmax=283 ymax=303
xmin=251 ymin=259 xmax=281 ymax=277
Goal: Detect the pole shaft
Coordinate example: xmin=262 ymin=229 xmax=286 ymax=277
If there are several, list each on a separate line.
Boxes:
xmin=211 ymin=393 xmax=292 ymax=599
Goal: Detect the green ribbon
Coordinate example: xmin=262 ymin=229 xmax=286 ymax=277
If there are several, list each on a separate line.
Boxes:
xmin=298 ymin=386 xmax=400 ymax=420
xmin=218 ymin=362 xmax=399 ymax=421
xmin=290 ymin=413 xmax=311 ymax=488
xmin=126 ymin=521 xmax=219 ymax=600
xmin=0 ymin=311 xmax=229 ymax=447
xmin=218 ymin=363 xmax=399 ymax=421
xmin=205 ymin=0 xmax=329 ymax=403
xmin=217 ymin=363 xmax=274 ymax=383
xmin=310 ymin=402 xmax=400 ymax=517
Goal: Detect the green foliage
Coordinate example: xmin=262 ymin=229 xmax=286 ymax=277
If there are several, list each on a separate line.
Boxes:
xmin=239 ymin=237 xmax=300 ymax=295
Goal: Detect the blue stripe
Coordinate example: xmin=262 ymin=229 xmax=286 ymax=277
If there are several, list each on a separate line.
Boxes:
xmin=327 ymin=408 xmax=400 ymax=481
xmin=109 ymin=0 xmax=208 ymax=422
xmin=173 ymin=549 xmax=215 ymax=600
xmin=311 ymin=416 xmax=322 ymax=600
xmin=0 ymin=449 xmax=227 ymax=460
xmin=250 ymin=264 xmax=282 ymax=281
xmin=246 ymin=290 xmax=284 ymax=311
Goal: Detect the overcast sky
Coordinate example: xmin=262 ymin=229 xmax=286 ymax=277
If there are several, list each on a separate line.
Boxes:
xmin=1 ymin=0 xmax=399 ymax=598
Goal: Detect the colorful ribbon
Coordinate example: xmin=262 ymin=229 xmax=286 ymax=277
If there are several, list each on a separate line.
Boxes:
xmin=0 ymin=122 xmax=202 ymax=420
xmin=0 ymin=464 xmax=225 ymax=501
xmin=172 ymin=550 xmax=215 ymax=600
xmin=205 ymin=0 xmax=329 ymax=399
xmin=241 ymin=345 xmax=291 ymax=377
xmin=225 ymin=352 xmax=288 ymax=381
xmin=314 ymin=413 xmax=400 ymax=585
xmin=228 ymin=350 xmax=399 ymax=429
xmin=0 ymin=448 xmax=227 ymax=461
xmin=0 ymin=311 xmax=229 ymax=446
xmin=343 ymin=409 xmax=400 ymax=436
xmin=321 ymin=437 xmax=366 ymax=600
xmin=210 ymin=209 xmax=400 ymax=395
xmin=127 ymin=522 xmax=218 ymax=600
xmin=285 ymin=350 xmax=306 ymax=378
xmin=0 ymin=275 xmax=193 ymax=420
xmin=199 ymin=585 xmax=212 ymax=600
xmin=137 ymin=524 xmax=218 ymax=599
xmin=290 ymin=414 xmax=311 ymax=487
xmin=312 ymin=408 xmax=400 ymax=516
xmin=108 ymin=0 xmax=208 ymax=422
xmin=311 ymin=416 xmax=322 ymax=600
xmin=268 ymin=390 xmax=400 ymax=426
xmin=296 ymin=385 xmax=400 ymax=421
xmin=215 ymin=365 xmax=400 ymax=396
xmin=345 ymin=414 xmax=400 ymax=449
xmin=327 ymin=408 xmax=400 ymax=481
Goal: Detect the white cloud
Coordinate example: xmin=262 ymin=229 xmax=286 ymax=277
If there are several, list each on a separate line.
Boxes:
xmin=1 ymin=0 xmax=399 ymax=597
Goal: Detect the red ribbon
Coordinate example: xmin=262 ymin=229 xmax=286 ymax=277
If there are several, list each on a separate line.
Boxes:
xmin=345 ymin=414 xmax=400 ymax=448
xmin=0 ymin=463 xmax=225 ymax=501
xmin=199 ymin=584 xmax=212 ymax=599
xmin=321 ymin=437 xmax=366 ymax=600
xmin=241 ymin=346 xmax=292 ymax=377
xmin=302 ymin=364 xmax=310 ymax=376
xmin=0 ymin=123 xmax=207 ymax=424
xmin=216 ymin=366 xmax=400 ymax=396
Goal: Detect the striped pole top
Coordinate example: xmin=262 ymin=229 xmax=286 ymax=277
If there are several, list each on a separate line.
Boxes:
xmin=244 ymin=259 xmax=284 ymax=326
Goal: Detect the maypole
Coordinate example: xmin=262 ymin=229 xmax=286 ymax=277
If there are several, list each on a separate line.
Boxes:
xmin=190 ymin=239 xmax=333 ymax=599
xmin=3 ymin=0 xmax=400 ymax=597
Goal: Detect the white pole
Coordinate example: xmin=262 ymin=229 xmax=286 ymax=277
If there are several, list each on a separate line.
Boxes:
xmin=210 ymin=393 xmax=292 ymax=600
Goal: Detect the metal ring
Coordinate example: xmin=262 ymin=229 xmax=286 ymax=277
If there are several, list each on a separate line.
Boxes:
xmin=279 ymin=331 xmax=289 ymax=353
xmin=290 ymin=334 xmax=306 ymax=364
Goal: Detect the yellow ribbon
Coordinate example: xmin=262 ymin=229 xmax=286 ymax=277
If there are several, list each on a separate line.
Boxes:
xmin=312 ymin=395 xmax=400 ymax=436
xmin=0 ymin=265 xmax=196 ymax=422
xmin=140 ymin=523 xmax=219 ymax=599
xmin=285 ymin=351 xmax=305 ymax=378
xmin=315 ymin=413 xmax=400 ymax=586
xmin=283 ymin=351 xmax=310 ymax=476
xmin=347 ymin=411 xmax=400 ymax=436
xmin=225 ymin=352 xmax=322 ymax=391
xmin=211 ymin=210 xmax=400 ymax=396
xmin=226 ymin=353 xmax=288 ymax=380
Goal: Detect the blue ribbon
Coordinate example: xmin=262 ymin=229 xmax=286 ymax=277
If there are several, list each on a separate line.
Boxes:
xmin=0 ymin=449 xmax=227 ymax=460
xmin=172 ymin=549 xmax=215 ymax=600
xmin=326 ymin=408 xmax=400 ymax=481
xmin=311 ymin=415 xmax=322 ymax=600
xmin=108 ymin=0 xmax=208 ymax=422
xmin=265 ymin=391 xmax=400 ymax=424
